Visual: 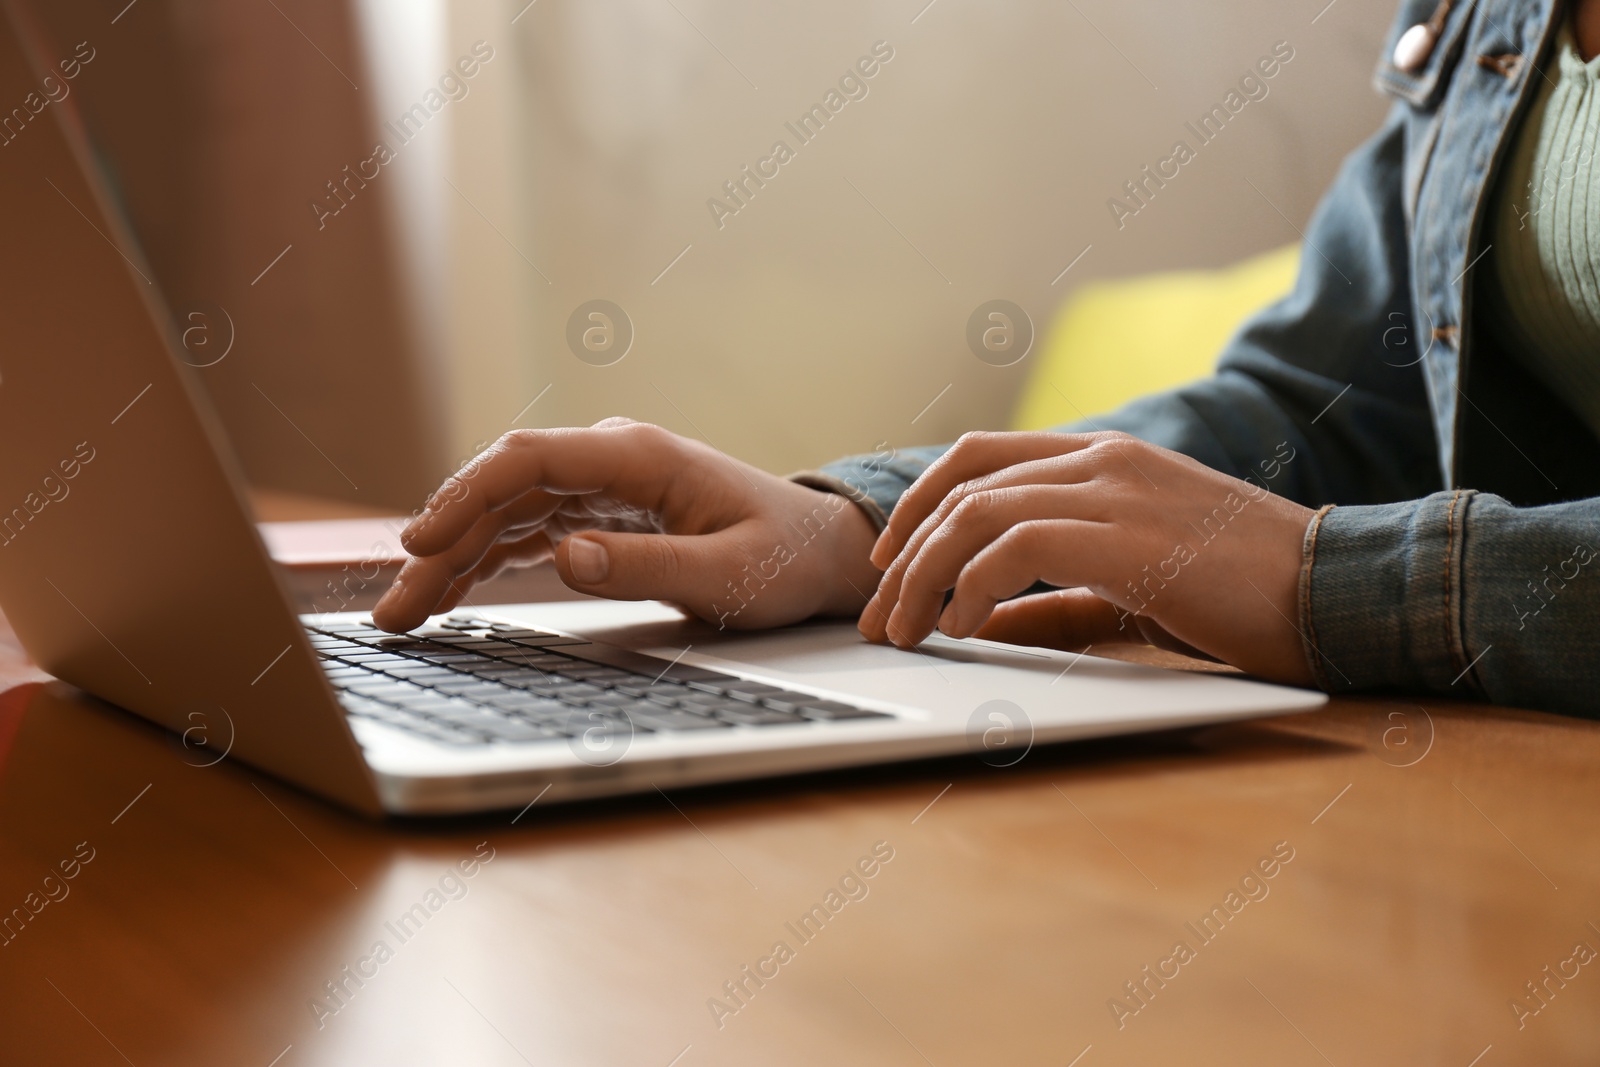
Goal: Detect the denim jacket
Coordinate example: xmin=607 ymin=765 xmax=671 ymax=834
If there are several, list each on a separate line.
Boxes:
xmin=815 ymin=0 xmax=1600 ymax=717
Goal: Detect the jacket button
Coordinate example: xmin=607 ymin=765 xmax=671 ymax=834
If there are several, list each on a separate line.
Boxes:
xmin=1393 ymin=23 xmax=1438 ymax=72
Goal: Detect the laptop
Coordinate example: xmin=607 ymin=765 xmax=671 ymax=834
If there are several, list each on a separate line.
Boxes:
xmin=0 ymin=4 xmax=1325 ymax=816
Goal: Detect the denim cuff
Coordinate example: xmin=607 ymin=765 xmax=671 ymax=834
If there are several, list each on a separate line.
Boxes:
xmin=1300 ymin=489 xmax=1476 ymax=696
xmin=814 ymin=445 xmax=947 ymax=524
xmin=787 ymin=470 xmax=888 ymax=533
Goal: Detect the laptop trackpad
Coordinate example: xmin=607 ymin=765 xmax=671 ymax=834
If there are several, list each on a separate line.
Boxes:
xmin=484 ymin=600 xmax=1318 ymax=726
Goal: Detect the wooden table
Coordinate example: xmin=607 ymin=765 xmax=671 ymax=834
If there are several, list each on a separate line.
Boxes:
xmin=1 ymin=500 xmax=1596 ymax=1065
xmin=3 ymin=664 xmax=1597 ymax=1064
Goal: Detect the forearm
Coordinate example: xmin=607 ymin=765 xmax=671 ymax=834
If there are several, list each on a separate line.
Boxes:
xmin=815 ymin=360 xmax=1438 ymax=523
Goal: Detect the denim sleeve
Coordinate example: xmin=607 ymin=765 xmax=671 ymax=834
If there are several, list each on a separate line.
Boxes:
xmin=817 ymin=101 xmax=1441 ymax=513
xmin=1304 ymin=492 xmax=1600 ymax=718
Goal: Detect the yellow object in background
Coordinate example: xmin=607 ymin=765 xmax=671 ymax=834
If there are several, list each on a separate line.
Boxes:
xmin=1011 ymin=244 xmax=1301 ymax=430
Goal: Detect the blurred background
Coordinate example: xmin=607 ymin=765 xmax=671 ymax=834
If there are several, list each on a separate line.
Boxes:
xmin=36 ymin=0 xmax=1396 ymax=510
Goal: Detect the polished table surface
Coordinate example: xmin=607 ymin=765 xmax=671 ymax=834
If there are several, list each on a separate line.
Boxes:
xmin=2 ymin=502 xmax=1597 ymax=1065
xmin=3 ymin=658 xmax=1598 ymax=1064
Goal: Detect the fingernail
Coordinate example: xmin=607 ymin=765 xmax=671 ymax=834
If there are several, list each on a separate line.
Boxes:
xmin=373 ymin=577 xmax=403 ymax=616
xmin=568 ymin=537 xmax=609 ymax=585
xmin=937 ymin=601 xmax=959 ymax=635
xmin=862 ymin=593 xmax=884 ymax=627
xmin=869 ymin=533 xmax=891 ymax=569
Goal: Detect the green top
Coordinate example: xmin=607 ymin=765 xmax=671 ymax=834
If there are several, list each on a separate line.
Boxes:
xmin=1487 ymin=23 xmax=1600 ymax=441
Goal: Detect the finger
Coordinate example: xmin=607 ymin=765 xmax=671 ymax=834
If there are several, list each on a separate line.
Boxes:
xmin=553 ymin=523 xmax=767 ymax=616
xmin=430 ymin=580 xmax=472 ymax=616
xmin=1127 ymin=616 xmax=1216 ymax=661
xmin=970 ymin=586 xmax=1211 ymax=660
xmin=429 ymin=531 xmax=556 ymax=617
xmin=390 ymin=463 xmax=670 ymax=618
xmin=461 ymin=530 xmax=555 ymax=587
xmin=399 ymin=422 xmax=707 ymax=558
xmin=870 ymin=430 xmax=1104 ymax=568
xmin=970 ymin=588 xmax=1135 ymax=650
xmin=939 ymin=519 xmax=1122 ymax=639
xmin=884 ymin=484 xmax=1098 ymax=647
xmin=373 ymin=520 xmax=545 ymax=632
xmin=861 ymin=451 xmax=1106 ymax=644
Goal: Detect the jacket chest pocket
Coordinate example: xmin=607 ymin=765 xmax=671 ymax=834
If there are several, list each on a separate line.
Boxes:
xmin=1373 ymin=0 xmax=1481 ymax=221
xmin=1375 ymin=0 xmax=1480 ymax=106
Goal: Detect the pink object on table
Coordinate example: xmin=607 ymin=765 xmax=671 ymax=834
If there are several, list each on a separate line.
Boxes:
xmin=255 ymin=517 xmax=412 ymax=570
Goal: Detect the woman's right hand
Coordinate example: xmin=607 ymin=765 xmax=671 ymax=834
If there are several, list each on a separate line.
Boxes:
xmin=371 ymin=419 xmax=883 ymax=633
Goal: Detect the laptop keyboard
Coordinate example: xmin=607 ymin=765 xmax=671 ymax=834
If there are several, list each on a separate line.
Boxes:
xmin=308 ymin=614 xmax=891 ymax=747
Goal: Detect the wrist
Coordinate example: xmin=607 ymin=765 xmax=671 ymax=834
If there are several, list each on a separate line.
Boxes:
xmin=823 ymin=497 xmax=884 ymax=616
xmin=803 ymin=490 xmax=883 ymax=618
xmin=785 ymin=471 xmax=886 ymax=618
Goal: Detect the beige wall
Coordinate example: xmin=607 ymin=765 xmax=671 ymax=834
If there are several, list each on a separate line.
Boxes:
xmin=36 ymin=0 xmax=1404 ymax=500
xmin=434 ymin=0 xmax=1399 ymax=477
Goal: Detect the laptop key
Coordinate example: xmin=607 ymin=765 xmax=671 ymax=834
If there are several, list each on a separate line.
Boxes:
xmin=494 ymin=663 xmax=570 ymax=680
xmin=344 ymin=681 xmax=427 ymax=700
xmin=797 ymin=701 xmax=890 ymax=721
xmin=688 ymin=680 xmax=786 ymax=700
xmin=637 ymin=681 xmax=693 ymax=698
xmin=401 ymin=669 xmax=473 ymax=687
xmin=347 ymin=704 xmax=481 ymax=744
xmin=499 ymin=651 xmax=573 ymax=666
xmin=451 ymin=640 xmax=531 ymax=654
xmin=547 ymin=683 xmax=607 ymax=702
xmin=428 ymin=677 xmax=492 ymax=693
xmin=385 ymin=685 xmax=457 ymax=703
xmin=449 ymin=682 xmax=518 ymax=701
xmin=555 ymin=644 xmax=722 ymax=683
xmin=374 ymin=703 xmax=451 ymax=725
xmin=427 ymin=706 xmax=513 ymax=729
xmin=493 ymin=632 xmax=591 ymax=647
xmin=468 ymin=661 xmax=550 ymax=676
xmin=715 ymin=706 xmax=807 ymax=726
xmin=627 ymin=709 xmax=728 ymax=731
xmin=725 ymin=688 xmax=789 ymax=705
xmin=484 ymin=693 xmax=569 ymax=715
xmin=336 ymin=694 xmax=391 ymax=717
xmin=552 ymin=662 xmax=613 ymax=675
xmin=403 ymin=703 xmax=467 ymax=720
xmin=382 ymin=662 xmax=455 ymax=678
xmin=460 ymin=667 xmax=537 ymax=683
xmin=494 ymin=675 xmax=572 ymax=693
xmin=480 ymin=719 xmax=565 ymax=743
xmin=754 ymin=692 xmax=834 ymax=714
xmin=551 ymin=707 xmax=642 ymax=732
xmin=425 ymin=728 xmax=493 ymax=746
xmin=580 ymin=692 xmax=642 ymax=710
xmin=408 ymin=651 xmax=483 ymax=664
xmin=674 ymin=691 xmax=732 ymax=709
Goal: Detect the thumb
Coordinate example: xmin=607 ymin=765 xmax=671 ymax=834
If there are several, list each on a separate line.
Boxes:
xmin=555 ymin=525 xmax=762 ymax=614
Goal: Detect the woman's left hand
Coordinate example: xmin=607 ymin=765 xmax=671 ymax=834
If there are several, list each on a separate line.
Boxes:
xmin=859 ymin=431 xmax=1318 ymax=685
